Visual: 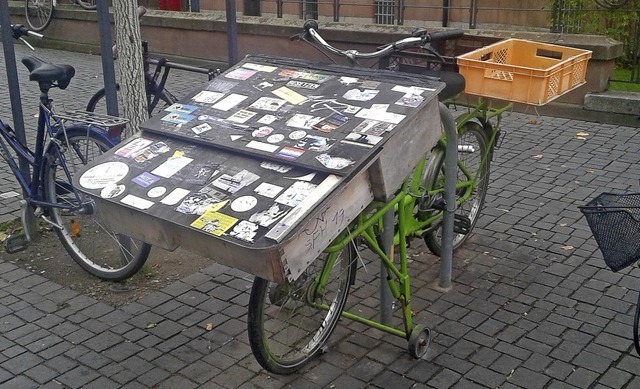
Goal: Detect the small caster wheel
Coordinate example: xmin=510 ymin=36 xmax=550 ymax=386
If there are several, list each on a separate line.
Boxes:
xmin=408 ymin=324 xmax=431 ymax=358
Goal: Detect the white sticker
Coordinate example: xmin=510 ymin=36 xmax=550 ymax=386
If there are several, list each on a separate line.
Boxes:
xmin=355 ymin=109 xmax=405 ymax=124
xmin=231 ymin=196 xmax=258 ymax=212
xmin=267 ymin=134 xmax=284 ymax=144
xmin=192 ymin=90 xmax=224 ymax=104
xmin=288 ymin=130 xmax=306 ymax=140
xmin=115 ymin=138 xmax=153 ymax=158
xmin=79 ymin=162 xmax=129 ymax=189
xmin=121 ymin=194 xmax=154 ymax=210
xmin=246 ymin=140 xmax=279 ymax=153
xmin=151 ymin=156 xmax=194 ymax=178
xmin=258 ymin=114 xmax=278 ymax=124
xmin=212 ymin=93 xmax=247 ymax=111
xmin=100 ymin=184 xmax=125 ymax=199
xmin=254 ymin=182 xmax=283 ymax=198
xmin=147 ymin=186 xmax=167 ymax=198
xmin=160 ymin=188 xmax=190 ymax=205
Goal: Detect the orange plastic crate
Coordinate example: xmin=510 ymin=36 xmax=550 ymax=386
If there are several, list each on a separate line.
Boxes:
xmin=456 ymin=39 xmax=592 ymax=105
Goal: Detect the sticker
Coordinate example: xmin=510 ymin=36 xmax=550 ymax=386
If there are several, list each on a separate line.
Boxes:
xmin=254 ymin=182 xmax=283 ymax=198
xmin=355 ymin=109 xmax=405 ymax=124
xmin=342 ymin=132 xmax=383 ymax=148
xmin=228 ymin=109 xmax=257 ymax=123
xmin=160 ymin=188 xmax=190 ymax=205
xmin=132 ymin=172 xmax=160 ymax=188
xmin=231 ymin=196 xmax=258 ymax=212
xmin=230 ymin=135 xmax=243 ymax=141
xmin=132 ymin=148 xmax=157 ymax=163
xmin=149 ymin=142 xmax=170 ymax=154
xmin=165 ymin=103 xmax=198 ymax=114
xmin=229 ymin=221 xmax=259 ymax=242
xmin=286 ymin=114 xmax=319 ymax=129
xmin=100 ymin=184 xmax=125 ymax=199
xmin=309 ymin=99 xmax=360 ymax=115
xmin=278 ymin=69 xmax=332 ymax=83
xmin=339 ymin=76 xmax=359 ymax=86
xmin=396 ymin=93 xmax=424 ymax=108
xmin=311 ymin=113 xmax=348 ymax=133
xmin=246 ymin=140 xmax=279 ymax=153
xmin=284 ymin=173 xmax=316 ymax=181
xmin=353 ymin=119 xmax=395 ymax=135
xmin=371 ymin=104 xmax=389 ymax=112
xmin=249 ymin=97 xmax=287 ymax=112
xmin=272 ymin=87 xmax=307 ymax=105
xmin=267 ymin=134 xmax=284 ymax=144
xmin=151 ymin=156 xmax=193 ymax=178
xmin=286 ymin=80 xmax=320 ymax=90
xmin=176 ymin=192 xmax=219 ymax=215
xmin=392 ymin=85 xmax=435 ymax=95
xmin=343 ymin=89 xmax=379 ymax=101
xmin=191 ymin=123 xmax=212 ymax=134
xmin=260 ymin=161 xmax=292 ymax=173
xmin=162 ymin=112 xmax=195 ymax=125
xmin=79 ymin=162 xmax=129 ymax=189
xmin=192 ymin=90 xmax=224 ymax=103
xmin=296 ymin=135 xmax=336 ymax=152
xmin=186 ymin=164 xmax=217 ymax=185
xmin=115 ymin=138 xmax=153 ymax=158
xmin=147 ymin=186 xmax=167 ymax=198
xmin=191 ymin=211 xmax=238 ymax=236
xmin=288 ymin=130 xmax=306 ymax=140
xmin=316 ymin=154 xmax=355 ymax=170
xmin=275 ymin=181 xmax=318 ymax=207
xmin=225 ymin=68 xmax=256 ymax=80
xmin=249 ymin=203 xmax=289 ymax=227
xmin=253 ymin=81 xmax=274 ymax=91
xmin=242 ymin=62 xmax=278 ymax=72
xmin=252 ymin=126 xmax=273 ymax=138
xmin=121 ymin=194 xmax=154 ymax=210
xmin=276 ymin=147 xmax=305 ymax=160
xmin=213 ymin=93 xmax=247 ymax=111
xmin=206 ymin=79 xmax=237 ymax=93
xmin=361 ymin=80 xmax=381 ymax=89
xmin=211 ymin=170 xmax=260 ymax=194
xmin=258 ymin=114 xmax=278 ymax=124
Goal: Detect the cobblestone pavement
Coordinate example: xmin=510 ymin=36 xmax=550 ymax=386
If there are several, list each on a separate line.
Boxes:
xmin=2 ymin=43 xmax=640 ymax=388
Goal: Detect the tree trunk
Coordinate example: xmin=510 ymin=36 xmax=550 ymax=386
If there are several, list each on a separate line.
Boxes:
xmin=113 ymin=0 xmax=147 ymax=137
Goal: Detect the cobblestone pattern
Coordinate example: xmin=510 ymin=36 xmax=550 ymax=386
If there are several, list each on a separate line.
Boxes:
xmin=2 ymin=45 xmax=640 ymax=388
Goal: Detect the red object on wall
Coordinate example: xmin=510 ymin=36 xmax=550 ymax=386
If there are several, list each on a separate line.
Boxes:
xmin=159 ymin=0 xmax=181 ymax=11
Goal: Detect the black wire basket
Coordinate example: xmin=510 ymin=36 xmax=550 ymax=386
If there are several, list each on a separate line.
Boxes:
xmin=580 ymin=192 xmax=640 ymax=272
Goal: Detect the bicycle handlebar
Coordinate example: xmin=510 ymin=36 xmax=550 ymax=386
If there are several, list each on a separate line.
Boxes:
xmin=299 ymin=19 xmax=464 ymax=62
xmin=10 ymin=24 xmax=43 ymax=39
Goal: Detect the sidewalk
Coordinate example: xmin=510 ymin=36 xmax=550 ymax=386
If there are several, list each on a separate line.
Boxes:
xmin=2 ymin=45 xmax=640 ymax=388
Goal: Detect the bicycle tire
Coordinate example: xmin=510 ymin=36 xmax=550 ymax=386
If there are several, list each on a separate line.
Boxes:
xmin=247 ymin=241 xmax=357 ymax=374
xmin=24 ymin=0 xmax=54 ymax=32
xmin=75 ymin=0 xmax=97 ymax=10
xmin=87 ymin=85 xmax=176 ymax=116
xmin=423 ymin=121 xmax=490 ymax=256
xmin=43 ymin=126 xmax=152 ymax=281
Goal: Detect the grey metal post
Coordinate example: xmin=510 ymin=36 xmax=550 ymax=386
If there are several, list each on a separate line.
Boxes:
xmin=379 ymin=209 xmax=394 ymax=325
xmin=438 ymin=103 xmax=457 ymax=289
xmin=96 ymin=1 xmax=119 ymax=116
xmin=226 ymin=0 xmax=239 ymax=66
xmin=1 ymin=3 xmax=37 ymax=237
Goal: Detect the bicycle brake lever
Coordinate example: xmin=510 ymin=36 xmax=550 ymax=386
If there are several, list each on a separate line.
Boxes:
xmin=20 ymin=37 xmax=36 ymax=51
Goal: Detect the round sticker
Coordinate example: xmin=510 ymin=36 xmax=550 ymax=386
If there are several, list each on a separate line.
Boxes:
xmin=100 ymin=184 xmax=125 ymax=199
xmin=252 ymin=126 xmax=273 ymax=138
xmin=267 ymin=134 xmax=285 ymax=144
xmin=231 ymin=196 xmax=258 ymax=212
xmin=79 ymin=162 xmax=129 ymax=189
xmin=147 ymin=186 xmax=167 ymax=198
xmin=289 ymin=130 xmax=306 ymax=140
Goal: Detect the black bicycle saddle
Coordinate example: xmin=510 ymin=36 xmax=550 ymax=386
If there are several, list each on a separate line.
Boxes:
xmin=21 ymin=55 xmax=75 ymax=93
xmin=422 ymin=70 xmax=465 ymax=101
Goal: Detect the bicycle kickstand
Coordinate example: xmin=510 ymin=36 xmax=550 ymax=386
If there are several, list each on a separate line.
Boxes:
xmin=3 ymin=200 xmax=31 ymax=253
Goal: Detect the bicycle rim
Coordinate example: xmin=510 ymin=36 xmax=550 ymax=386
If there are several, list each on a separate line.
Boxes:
xmin=43 ymin=129 xmax=151 ymax=281
xmin=24 ymin=0 xmax=54 ymax=32
xmin=247 ymin=243 xmax=356 ymax=375
xmin=423 ymin=122 xmax=490 ymax=256
xmin=75 ymin=0 xmax=97 ymax=10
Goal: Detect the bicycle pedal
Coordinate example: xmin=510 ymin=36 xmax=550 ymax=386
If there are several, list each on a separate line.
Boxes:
xmin=453 ymin=214 xmax=471 ymax=235
xmin=3 ymin=233 xmax=29 ymax=254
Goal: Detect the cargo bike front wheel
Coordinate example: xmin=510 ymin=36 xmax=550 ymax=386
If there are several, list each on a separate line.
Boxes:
xmin=247 ymin=240 xmax=357 ymax=375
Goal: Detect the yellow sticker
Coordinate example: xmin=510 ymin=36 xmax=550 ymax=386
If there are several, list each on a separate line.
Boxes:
xmin=191 ymin=210 xmax=238 ymax=236
xmin=272 ymin=86 xmax=307 ymax=105
xmin=170 ymin=150 xmax=184 ymax=159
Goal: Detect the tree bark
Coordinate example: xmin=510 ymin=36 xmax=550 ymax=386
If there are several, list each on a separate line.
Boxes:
xmin=113 ymin=0 xmax=147 ymax=137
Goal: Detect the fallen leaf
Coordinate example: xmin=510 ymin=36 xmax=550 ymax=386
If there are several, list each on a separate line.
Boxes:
xmin=575 ymin=136 xmax=587 ymax=140
xmin=206 ymin=323 xmax=214 ymax=331
xmin=532 ymin=154 xmax=543 ymax=159
xmin=146 ymin=322 xmax=157 ymax=329
xmin=527 ymin=118 xmax=538 ymax=124
xmin=576 ymin=131 xmax=589 ymax=137
xmin=585 ymin=168 xmax=594 ymax=173
xmin=561 ymin=245 xmax=574 ymax=250
xmin=69 ymin=219 xmax=81 ymax=238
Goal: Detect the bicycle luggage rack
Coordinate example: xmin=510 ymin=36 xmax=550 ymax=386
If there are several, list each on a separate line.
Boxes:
xmin=54 ymin=110 xmax=129 ymax=128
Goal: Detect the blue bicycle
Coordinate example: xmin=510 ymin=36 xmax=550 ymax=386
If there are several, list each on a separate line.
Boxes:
xmin=1 ymin=25 xmax=151 ymax=281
